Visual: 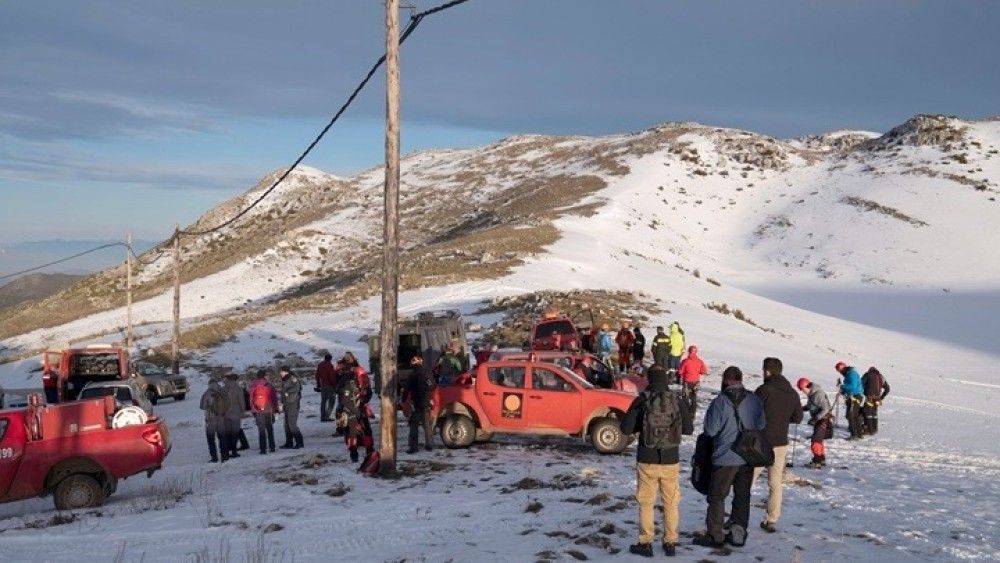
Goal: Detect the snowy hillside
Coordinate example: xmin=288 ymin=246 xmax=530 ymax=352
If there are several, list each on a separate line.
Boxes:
xmin=0 ymin=114 xmax=998 ymax=561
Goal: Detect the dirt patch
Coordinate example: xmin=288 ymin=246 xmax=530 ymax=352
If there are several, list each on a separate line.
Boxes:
xmin=324 ymin=482 xmax=351 ymax=497
xmin=525 ymin=500 xmax=544 ymax=513
xmin=267 ymin=472 xmax=319 ymax=487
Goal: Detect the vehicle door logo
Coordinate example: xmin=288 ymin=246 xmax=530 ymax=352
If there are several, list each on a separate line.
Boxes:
xmin=502 ymin=392 xmax=523 ymax=419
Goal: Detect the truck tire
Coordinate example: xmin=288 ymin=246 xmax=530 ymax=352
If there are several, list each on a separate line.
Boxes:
xmin=145 ymin=387 xmax=159 ymax=405
xmin=53 ymin=474 xmax=106 ymax=511
xmin=175 ymin=393 xmax=186 ymax=401
xmin=590 ymin=417 xmax=628 ymax=454
xmin=440 ymin=415 xmax=475 ymax=449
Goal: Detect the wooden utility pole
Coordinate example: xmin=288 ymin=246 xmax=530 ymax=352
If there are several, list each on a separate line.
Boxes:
xmin=126 ymin=232 xmax=134 ymax=350
xmin=171 ymin=228 xmax=181 ymax=375
xmin=378 ymin=0 xmax=401 ymax=474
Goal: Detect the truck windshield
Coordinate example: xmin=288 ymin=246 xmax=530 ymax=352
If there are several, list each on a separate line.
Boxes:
xmin=535 ymin=321 xmax=575 ymax=338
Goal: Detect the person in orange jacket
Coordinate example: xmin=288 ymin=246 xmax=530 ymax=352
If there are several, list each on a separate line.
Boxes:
xmin=677 ymin=345 xmax=707 ymax=411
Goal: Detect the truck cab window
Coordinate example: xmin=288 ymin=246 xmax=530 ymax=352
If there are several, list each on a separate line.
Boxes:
xmin=532 ymin=368 xmax=573 ymax=392
xmin=488 ymin=367 xmax=525 ymax=388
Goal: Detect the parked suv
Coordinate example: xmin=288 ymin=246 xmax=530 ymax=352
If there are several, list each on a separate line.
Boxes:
xmin=79 ymin=379 xmax=154 ymax=414
xmin=130 ymin=362 xmax=189 ymax=405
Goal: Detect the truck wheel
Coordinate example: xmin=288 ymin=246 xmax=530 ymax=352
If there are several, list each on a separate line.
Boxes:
xmin=53 ymin=474 xmax=105 ymax=510
xmin=590 ymin=417 xmax=627 ymax=454
xmin=145 ymin=388 xmax=159 ymax=405
xmin=175 ymin=393 xmax=186 ymax=401
xmin=440 ymin=415 xmax=475 ymax=449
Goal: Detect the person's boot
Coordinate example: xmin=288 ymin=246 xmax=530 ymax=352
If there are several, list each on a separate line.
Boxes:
xmin=662 ymin=543 xmax=677 ymax=556
xmin=760 ymin=521 xmax=777 ymax=533
xmin=424 ymin=443 xmax=433 ymax=452
xmin=280 ymin=443 xmax=294 ymax=449
xmin=806 ymin=456 xmax=823 ymax=469
xmin=209 ymin=456 xmax=219 ymax=463
xmin=349 ymin=448 xmax=359 ymax=463
xmin=293 ymin=433 xmax=304 ymax=449
xmin=628 ymin=543 xmax=653 ymax=557
xmin=692 ymin=533 xmax=724 ymax=548
xmin=406 ymin=442 xmax=418 ymax=454
xmin=725 ymin=524 xmax=747 ymax=547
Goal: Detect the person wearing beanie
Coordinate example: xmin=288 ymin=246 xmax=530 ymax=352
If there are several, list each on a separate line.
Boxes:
xmin=694 ymin=366 xmax=765 ymax=549
xmin=753 ymin=357 xmax=803 ymax=533
xmin=797 ymin=377 xmax=833 ymax=468
xmin=620 ymin=365 xmax=694 ymax=557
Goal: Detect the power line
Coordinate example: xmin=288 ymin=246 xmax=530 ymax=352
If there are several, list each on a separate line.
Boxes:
xmin=0 ymin=242 xmax=127 ymax=282
xmin=179 ymin=0 xmax=472 ymax=237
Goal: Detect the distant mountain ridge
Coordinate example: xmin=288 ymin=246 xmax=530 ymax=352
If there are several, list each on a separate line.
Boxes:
xmin=0 ymin=273 xmax=84 ymax=312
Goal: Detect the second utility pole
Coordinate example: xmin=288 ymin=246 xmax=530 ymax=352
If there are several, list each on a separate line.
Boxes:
xmin=126 ymin=232 xmax=134 ymax=350
xmin=171 ymin=228 xmax=181 ymax=375
xmin=378 ymin=0 xmax=401 ymax=475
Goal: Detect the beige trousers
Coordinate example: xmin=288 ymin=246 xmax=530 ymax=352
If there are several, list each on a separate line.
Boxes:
xmin=635 ymin=462 xmax=681 ymax=544
xmin=752 ymin=444 xmax=788 ymax=525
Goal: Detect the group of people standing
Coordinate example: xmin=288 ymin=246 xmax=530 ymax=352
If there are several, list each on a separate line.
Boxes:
xmin=593 ymin=321 xmax=687 ymax=376
xmin=198 ymin=366 xmax=304 ymax=462
xmin=620 ymin=354 xmax=892 ymax=557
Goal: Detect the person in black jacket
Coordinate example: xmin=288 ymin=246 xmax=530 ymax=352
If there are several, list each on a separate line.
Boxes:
xmin=620 ymin=366 xmax=694 ymax=557
xmin=404 ymin=356 xmax=436 ymax=453
xmin=752 ymin=357 xmax=803 ymax=533
xmin=632 ymin=327 xmax=646 ymax=370
xmin=861 ymin=367 xmax=890 ymax=435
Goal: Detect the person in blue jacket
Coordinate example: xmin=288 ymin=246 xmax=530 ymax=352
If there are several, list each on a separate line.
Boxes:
xmin=836 ymin=361 xmax=865 ymax=440
xmin=693 ymin=366 xmax=766 ymax=549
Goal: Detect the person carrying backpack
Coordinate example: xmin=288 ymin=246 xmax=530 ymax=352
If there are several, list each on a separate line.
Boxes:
xmin=339 ymin=366 xmax=374 ymax=462
xmin=797 ymin=377 xmax=833 ymax=468
xmin=620 ymin=365 xmax=694 ymax=557
xmin=279 ymin=366 xmax=304 ymax=449
xmin=836 ymin=362 xmax=865 ymax=440
xmin=404 ymin=355 xmax=436 ymax=454
xmin=222 ymin=373 xmax=246 ymax=459
xmin=650 ymin=326 xmax=671 ymax=370
xmin=199 ymin=378 xmax=228 ymax=463
xmin=433 ymin=342 xmax=464 ymax=385
xmin=753 ymin=357 xmax=803 ymax=533
xmin=861 ymin=367 xmax=890 ymax=435
xmin=694 ymin=366 xmax=766 ymax=549
xmin=249 ymin=370 xmax=279 ymax=454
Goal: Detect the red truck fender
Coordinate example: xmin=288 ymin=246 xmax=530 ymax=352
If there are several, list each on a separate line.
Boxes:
xmin=583 ymin=406 xmax=628 ymax=437
xmin=43 ymin=456 xmax=112 ymax=495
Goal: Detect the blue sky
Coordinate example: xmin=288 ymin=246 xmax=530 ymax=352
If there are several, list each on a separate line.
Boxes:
xmin=1 ymin=0 xmax=998 ymax=245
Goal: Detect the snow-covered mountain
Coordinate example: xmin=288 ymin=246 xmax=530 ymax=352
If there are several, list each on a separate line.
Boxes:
xmin=2 ymin=114 xmax=999 ymax=351
xmin=0 ymin=114 xmax=998 ymax=561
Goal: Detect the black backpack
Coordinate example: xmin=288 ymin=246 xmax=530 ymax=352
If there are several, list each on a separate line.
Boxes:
xmin=728 ymin=395 xmax=774 ymax=467
xmin=641 ymin=390 xmax=682 ymax=449
xmin=210 ymin=389 xmax=228 ymax=417
xmin=690 ymin=432 xmax=714 ymax=495
xmin=864 ymin=369 xmax=883 ymax=396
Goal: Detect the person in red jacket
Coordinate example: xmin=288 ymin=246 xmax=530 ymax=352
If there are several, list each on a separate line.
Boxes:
xmin=248 ymin=370 xmax=279 ymax=454
xmin=677 ymin=345 xmax=707 ymax=411
xmin=616 ymin=322 xmax=636 ymax=375
xmin=315 ymin=354 xmax=338 ymax=422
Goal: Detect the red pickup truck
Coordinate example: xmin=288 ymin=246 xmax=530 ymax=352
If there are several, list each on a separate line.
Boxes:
xmin=433 ymin=358 xmax=635 ymax=454
xmin=0 ymin=395 xmax=171 ymax=510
